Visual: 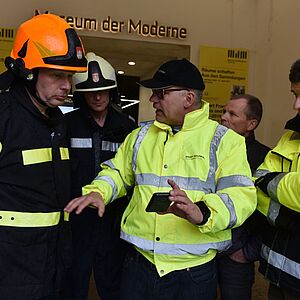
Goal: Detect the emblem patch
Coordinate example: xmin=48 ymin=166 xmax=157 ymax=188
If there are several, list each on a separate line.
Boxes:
xmin=76 ymin=47 xmax=83 ymax=60
xmin=92 ymin=72 xmax=100 ymax=82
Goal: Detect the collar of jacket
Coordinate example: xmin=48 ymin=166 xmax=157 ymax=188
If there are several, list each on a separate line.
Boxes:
xmin=12 ymin=82 xmax=64 ymax=127
xmin=153 ymin=100 xmax=211 ymax=133
xmin=285 ymin=114 xmax=300 ymax=133
xmin=245 ymin=132 xmax=256 ymax=144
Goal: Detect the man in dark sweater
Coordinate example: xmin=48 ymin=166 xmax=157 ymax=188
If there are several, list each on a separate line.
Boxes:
xmin=219 ymin=93 xmax=270 ymax=300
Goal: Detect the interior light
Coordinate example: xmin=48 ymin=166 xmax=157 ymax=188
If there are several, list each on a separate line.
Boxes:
xmin=128 ymin=61 xmax=136 ymax=66
xmin=120 ymin=98 xmax=140 ymax=109
xmin=117 ymin=70 xmax=124 ymax=74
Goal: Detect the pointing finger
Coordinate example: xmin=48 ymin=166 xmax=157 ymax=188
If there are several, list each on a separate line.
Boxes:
xmin=168 ymin=179 xmax=180 ymax=190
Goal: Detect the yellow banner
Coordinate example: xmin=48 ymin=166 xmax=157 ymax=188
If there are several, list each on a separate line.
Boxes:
xmin=199 ymin=45 xmax=249 ymax=122
xmin=0 ymin=27 xmax=15 ymax=73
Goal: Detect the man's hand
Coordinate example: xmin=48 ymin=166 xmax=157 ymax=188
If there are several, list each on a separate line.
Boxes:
xmin=165 ymin=179 xmax=203 ymax=224
xmin=229 ymin=248 xmax=248 ymax=263
xmin=64 ymin=192 xmax=105 ymax=217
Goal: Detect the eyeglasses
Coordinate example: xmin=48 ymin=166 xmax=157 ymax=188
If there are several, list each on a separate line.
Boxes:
xmin=151 ymin=88 xmax=190 ymax=99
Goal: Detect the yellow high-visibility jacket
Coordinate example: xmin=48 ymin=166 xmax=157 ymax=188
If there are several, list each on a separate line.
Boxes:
xmin=256 ymin=130 xmax=300 ymax=215
xmin=254 ymin=120 xmax=300 ymax=295
xmin=83 ymin=102 xmax=257 ymax=276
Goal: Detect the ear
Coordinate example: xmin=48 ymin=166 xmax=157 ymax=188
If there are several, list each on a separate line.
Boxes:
xmin=247 ymin=119 xmax=258 ymax=131
xmin=183 ymin=91 xmax=195 ymax=109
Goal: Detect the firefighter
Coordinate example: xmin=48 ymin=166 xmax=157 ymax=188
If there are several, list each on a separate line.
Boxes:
xmin=65 ymin=58 xmax=257 ymax=300
xmin=0 ymin=13 xmax=87 ymax=300
xmin=62 ymin=52 xmax=136 ymax=300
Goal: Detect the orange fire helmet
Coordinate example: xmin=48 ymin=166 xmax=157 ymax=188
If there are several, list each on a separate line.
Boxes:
xmin=11 ymin=13 xmax=87 ymax=72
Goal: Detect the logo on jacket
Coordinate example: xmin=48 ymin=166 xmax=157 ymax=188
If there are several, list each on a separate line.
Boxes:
xmin=185 ymin=154 xmax=205 ymax=160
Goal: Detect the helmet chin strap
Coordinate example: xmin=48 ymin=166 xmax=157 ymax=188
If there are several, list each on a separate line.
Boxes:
xmin=27 ymin=87 xmax=49 ymax=108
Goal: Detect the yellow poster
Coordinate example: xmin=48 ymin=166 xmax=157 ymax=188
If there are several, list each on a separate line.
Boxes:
xmin=0 ymin=27 xmax=15 ymax=73
xmin=199 ymin=45 xmax=249 ymax=121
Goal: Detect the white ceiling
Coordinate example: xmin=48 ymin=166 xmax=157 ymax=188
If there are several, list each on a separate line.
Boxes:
xmin=80 ymin=36 xmax=190 ymax=79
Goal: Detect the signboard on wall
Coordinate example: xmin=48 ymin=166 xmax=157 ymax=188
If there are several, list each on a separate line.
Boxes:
xmin=0 ymin=28 xmax=15 ymax=73
xmin=34 ymin=10 xmax=188 ymax=40
xmin=199 ymin=45 xmax=249 ymax=122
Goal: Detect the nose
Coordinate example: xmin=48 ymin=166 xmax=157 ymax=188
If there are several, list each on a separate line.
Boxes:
xmin=95 ymin=92 xmax=102 ymax=100
xmin=294 ymin=96 xmax=300 ymax=110
xmin=149 ymin=93 xmax=159 ymax=103
xmin=61 ymin=76 xmax=72 ymax=91
xmin=220 ymin=112 xmax=227 ymax=123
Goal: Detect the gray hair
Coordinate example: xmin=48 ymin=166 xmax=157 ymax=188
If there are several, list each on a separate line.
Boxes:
xmin=179 ymin=89 xmax=203 ymax=108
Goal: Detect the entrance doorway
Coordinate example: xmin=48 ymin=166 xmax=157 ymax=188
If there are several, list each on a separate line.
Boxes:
xmin=79 ymin=36 xmax=190 ymax=123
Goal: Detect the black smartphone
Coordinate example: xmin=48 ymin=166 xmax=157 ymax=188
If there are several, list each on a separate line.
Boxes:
xmin=145 ymin=192 xmax=171 ymax=212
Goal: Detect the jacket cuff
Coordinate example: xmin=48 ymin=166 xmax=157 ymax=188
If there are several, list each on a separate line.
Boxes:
xmin=195 ymin=201 xmax=211 ymax=225
xmin=254 ymin=172 xmax=281 ymax=196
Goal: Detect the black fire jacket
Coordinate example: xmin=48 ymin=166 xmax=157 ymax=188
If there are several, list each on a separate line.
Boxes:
xmin=0 ymin=83 xmax=71 ymax=299
xmin=221 ymin=133 xmax=270 ymax=261
xmin=257 ymin=114 xmax=300 ymax=296
xmin=65 ymin=104 xmax=136 ymax=229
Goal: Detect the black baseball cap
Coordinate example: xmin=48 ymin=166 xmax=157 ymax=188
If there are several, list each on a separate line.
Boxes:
xmin=138 ymin=58 xmax=205 ymax=91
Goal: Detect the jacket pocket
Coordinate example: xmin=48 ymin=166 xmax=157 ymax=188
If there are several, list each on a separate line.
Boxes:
xmin=0 ymin=227 xmax=55 ymax=285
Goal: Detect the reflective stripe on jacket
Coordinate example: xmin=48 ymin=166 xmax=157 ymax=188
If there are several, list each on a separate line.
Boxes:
xmin=254 ymin=129 xmax=300 ymax=295
xmin=0 ymin=211 xmax=69 ymax=227
xmin=83 ymin=101 xmax=256 ymax=276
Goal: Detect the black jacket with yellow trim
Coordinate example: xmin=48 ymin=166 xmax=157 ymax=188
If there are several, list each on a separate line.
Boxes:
xmin=66 ymin=104 xmax=136 ymax=199
xmin=0 ymin=83 xmax=71 ymax=299
xmin=256 ymin=114 xmax=300 ymax=296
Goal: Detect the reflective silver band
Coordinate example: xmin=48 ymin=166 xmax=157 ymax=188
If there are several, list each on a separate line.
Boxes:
xmin=70 ymin=138 xmax=92 ymax=148
xmin=253 ymin=169 xmax=270 ymax=178
xmin=101 ymin=160 xmax=132 ymax=194
xmin=94 ymin=175 xmax=119 ymax=201
xmin=132 ymin=124 xmax=152 ymax=172
xmin=267 ymin=200 xmax=281 ymax=226
xmin=135 ymin=173 xmax=252 ymax=192
xmin=102 ymin=140 xmax=121 ymax=152
xmin=268 ymin=172 xmax=287 ymax=202
xmin=121 ymin=230 xmax=231 ymax=255
xmin=70 ymin=138 xmax=121 ymax=152
xmin=217 ymin=175 xmax=254 ymax=190
xmin=261 ymin=244 xmax=300 ymax=279
xmin=218 ymin=192 xmax=236 ymax=228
